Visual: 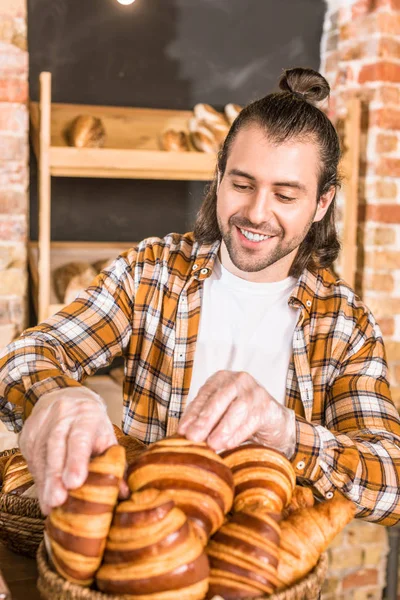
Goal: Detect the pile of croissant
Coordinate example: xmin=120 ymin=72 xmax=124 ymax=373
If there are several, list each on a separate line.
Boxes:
xmin=41 ymin=431 xmax=356 ymax=600
xmin=161 ymin=102 xmax=242 ymax=153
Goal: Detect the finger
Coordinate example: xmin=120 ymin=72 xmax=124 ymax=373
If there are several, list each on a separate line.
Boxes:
xmin=207 ymin=396 xmax=258 ymax=452
xmin=42 ymin=418 xmax=71 ymax=509
xmin=62 ymin=416 xmax=99 ymax=489
xmin=184 ymin=382 xmax=240 ymax=442
xmin=32 ymin=438 xmax=52 ymax=515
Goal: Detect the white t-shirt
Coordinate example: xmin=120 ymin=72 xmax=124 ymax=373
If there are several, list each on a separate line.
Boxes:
xmin=186 ymin=259 xmax=300 ymax=406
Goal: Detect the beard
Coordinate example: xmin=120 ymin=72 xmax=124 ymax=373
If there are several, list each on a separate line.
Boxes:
xmin=217 ymin=213 xmax=315 ymax=273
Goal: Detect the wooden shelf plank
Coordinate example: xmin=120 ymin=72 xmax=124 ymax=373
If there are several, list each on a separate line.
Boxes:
xmin=30 ymin=101 xmax=217 ymax=181
xmin=28 ymin=241 xmax=135 ymax=319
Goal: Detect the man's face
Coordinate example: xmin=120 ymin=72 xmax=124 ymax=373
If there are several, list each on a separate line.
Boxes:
xmin=216 ymin=124 xmax=334 ymax=281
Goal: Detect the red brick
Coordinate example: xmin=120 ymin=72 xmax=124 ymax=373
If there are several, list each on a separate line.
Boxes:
xmin=379 ymin=317 xmax=395 ymax=336
xmin=377 ymin=158 xmax=400 ymax=177
xmin=0 ymin=297 xmax=25 ymax=325
xmin=366 ymin=204 xmax=400 ymax=223
xmin=0 ymin=216 xmax=26 ymax=242
xmin=0 ymin=79 xmax=27 ymax=103
xmin=359 ymin=61 xmax=400 ymax=84
xmin=352 ymin=0 xmax=374 ymax=18
xmin=0 ymin=189 xmax=27 ymax=214
xmin=0 ymin=162 xmax=28 ymax=187
xmin=374 ymin=0 xmax=400 ymax=9
xmin=342 ymin=569 xmax=378 ymax=590
xmin=370 ymin=108 xmax=400 ymax=130
xmin=0 ymin=103 xmax=26 ymax=134
xmin=379 ymin=86 xmax=400 ymax=105
xmin=341 ymin=12 xmax=400 ymax=38
xmin=376 ymin=133 xmax=398 ymax=153
xmin=375 ymin=180 xmax=398 ymax=202
xmin=365 ymin=272 xmax=394 ymax=292
xmin=365 ymin=250 xmax=400 ymax=269
xmin=366 ymin=226 xmax=397 ymax=245
xmin=0 ymin=134 xmax=26 ymax=162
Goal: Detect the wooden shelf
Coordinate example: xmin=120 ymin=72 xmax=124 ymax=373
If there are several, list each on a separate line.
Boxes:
xmin=29 ymin=101 xmax=216 ymax=181
xmin=28 ymin=241 xmax=135 ymax=320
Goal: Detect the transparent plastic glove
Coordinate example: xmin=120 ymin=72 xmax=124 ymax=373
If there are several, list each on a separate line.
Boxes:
xmin=18 ymin=387 xmax=121 ymax=515
xmin=178 ymin=370 xmax=296 ymax=458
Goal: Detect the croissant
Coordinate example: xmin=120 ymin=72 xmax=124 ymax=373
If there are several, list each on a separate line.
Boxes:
xmin=277 ymin=492 xmax=356 ymax=589
xmin=53 ymin=261 xmax=97 ymax=304
xmin=67 ymin=115 xmax=106 ymax=148
xmin=193 ymin=103 xmax=227 ymax=127
xmin=1 ymin=452 xmax=34 ymax=495
xmin=127 ymin=436 xmax=234 ymax=545
xmin=221 ymin=444 xmax=296 ymax=513
xmin=46 ymin=445 xmax=126 ymax=586
xmin=161 ymin=129 xmax=190 ymax=152
xmin=282 ymin=485 xmax=315 ymax=518
xmin=207 ymin=510 xmax=281 ymax=599
xmin=224 ymin=103 xmax=242 ymax=125
xmin=96 ymin=488 xmax=210 ymax=600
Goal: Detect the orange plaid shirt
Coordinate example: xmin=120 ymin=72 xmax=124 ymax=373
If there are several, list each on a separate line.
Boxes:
xmin=1 ymin=233 xmax=400 ymax=525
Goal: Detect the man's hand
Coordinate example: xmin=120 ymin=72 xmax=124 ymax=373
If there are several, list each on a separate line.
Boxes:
xmin=178 ymin=370 xmax=296 ymax=456
xmin=19 ymin=387 xmax=120 ymax=515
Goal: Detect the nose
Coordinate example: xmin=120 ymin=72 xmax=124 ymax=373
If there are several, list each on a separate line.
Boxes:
xmin=244 ymin=188 xmax=276 ymax=228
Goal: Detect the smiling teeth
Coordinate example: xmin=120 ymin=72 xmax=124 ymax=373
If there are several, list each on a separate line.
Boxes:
xmin=240 ymin=228 xmax=270 ymax=242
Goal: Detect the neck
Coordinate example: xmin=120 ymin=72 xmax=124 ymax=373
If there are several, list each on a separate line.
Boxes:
xmin=219 ymin=242 xmax=297 ymax=283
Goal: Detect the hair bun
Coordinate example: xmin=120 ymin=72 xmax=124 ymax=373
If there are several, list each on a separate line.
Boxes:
xmin=279 ymin=67 xmax=330 ymax=104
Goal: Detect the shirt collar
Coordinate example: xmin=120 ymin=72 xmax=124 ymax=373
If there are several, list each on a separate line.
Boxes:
xmin=192 ymin=238 xmax=332 ymax=314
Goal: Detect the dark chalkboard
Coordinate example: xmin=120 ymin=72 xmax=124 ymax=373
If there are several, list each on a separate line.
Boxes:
xmin=28 ymin=0 xmax=325 ymax=243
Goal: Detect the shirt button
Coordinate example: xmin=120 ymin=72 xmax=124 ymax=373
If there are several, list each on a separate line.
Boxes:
xmin=192 ymin=264 xmax=198 ymax=271
xmin=306 ymin=300 xmax=312 ymax=308
xmin=200 ymin=268 xmax=209 ymax=275
xmin=296 ymin=461 xmax=305 ymax=471
xmin=326 ymin=491 xmax=334 ymax=500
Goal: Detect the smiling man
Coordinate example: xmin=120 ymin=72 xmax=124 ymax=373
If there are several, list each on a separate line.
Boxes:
xmin=1 ymin=67 xmax=400 ymax=525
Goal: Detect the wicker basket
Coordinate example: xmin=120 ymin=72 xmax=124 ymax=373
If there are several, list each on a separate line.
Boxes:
xmin=0 ymin=447 xmax=45 ymax=557
xmin=37 ymin=540 xmax=327 ymax=600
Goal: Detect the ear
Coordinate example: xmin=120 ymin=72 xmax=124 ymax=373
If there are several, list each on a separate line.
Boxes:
xmin=313 ymin=186 xmax=336 ymax=223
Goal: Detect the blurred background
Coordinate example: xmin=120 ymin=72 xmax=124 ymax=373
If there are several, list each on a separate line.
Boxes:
xmin=0 ymin=0 xmax=399 ymax=598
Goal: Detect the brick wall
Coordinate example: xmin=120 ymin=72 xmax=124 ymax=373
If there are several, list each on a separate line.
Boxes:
xmin=321 ymin=0 xmax=400 ymax=597
xmin=0 ymin=0 xmax=28 ymax=349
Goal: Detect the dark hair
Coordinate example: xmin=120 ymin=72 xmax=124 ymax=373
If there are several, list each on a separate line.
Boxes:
xmin=193 ymin=67 xmax=341 ymax=277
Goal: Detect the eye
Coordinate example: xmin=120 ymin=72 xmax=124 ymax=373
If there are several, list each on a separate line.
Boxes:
xmin=276 ymin=193 xmax=296 ymax=202
xmin=233 ymin=183 xmax=252 ymax=191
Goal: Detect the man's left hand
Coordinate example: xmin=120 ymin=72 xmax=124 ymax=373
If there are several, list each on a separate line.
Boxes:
xmin=177 ymin=370 xmax=296 ymax=456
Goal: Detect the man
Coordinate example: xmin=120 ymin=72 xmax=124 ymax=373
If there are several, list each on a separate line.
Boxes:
xmin=1 ymin=67 xmax=400 ymax=523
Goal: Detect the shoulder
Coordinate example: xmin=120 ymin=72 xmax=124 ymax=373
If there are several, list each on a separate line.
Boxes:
xmin=117 ymin=232 xmax=202 ymax=283
xmin=313 ymin=269 xmax=382 ymax=341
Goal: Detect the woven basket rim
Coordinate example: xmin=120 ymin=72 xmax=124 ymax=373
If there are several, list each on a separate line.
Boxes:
xmin=37 ymin=540 xmax=327 ymax=600
xmin=0 ymin=447 xmax=43 ymax=519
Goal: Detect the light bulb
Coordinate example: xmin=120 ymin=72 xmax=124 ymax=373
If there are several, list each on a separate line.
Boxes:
xmin=117 ymin=0 xmax=136 ymax=4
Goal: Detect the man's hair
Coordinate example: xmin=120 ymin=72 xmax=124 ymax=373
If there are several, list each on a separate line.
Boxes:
xmin=193 ymin=67 xmax=342 ymax=277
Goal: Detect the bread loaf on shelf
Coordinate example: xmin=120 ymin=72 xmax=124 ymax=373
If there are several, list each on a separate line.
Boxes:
xmin=221 ymin=444 xmax=296 ymax=513
xmin=66 ymin=115 xmax=106 ymax=148
xmin=92 ymin=257 xmax=114 ymax=273
xmin=189 ymin=117 xmax=219 ymax=154
xmin=1 ymin=452 xmax=34 ymax=495
xmin=53 ymin=261 xmax=97 ymax=304
xmin=224 ymin=103 xmax=242 ymax=125
xmin=96 ymin=488 xmax=210 ymax=599
xmin=193 ymin=104 xmax=227 ymax=127
xmin=277 ymin=492 xmax=356 ymax=590
xmin=46 ymin=445 xmax=126 ymax=586
xmin=161 ymin=129 xmax=190 ymax=152
xmin=127 ymin=436 xmax=234 ymax=545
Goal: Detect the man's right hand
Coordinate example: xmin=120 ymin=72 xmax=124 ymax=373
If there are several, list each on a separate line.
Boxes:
xmin=18 ymin=387 xmax=118 ymax=515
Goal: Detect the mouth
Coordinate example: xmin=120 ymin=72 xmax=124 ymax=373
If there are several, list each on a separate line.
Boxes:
xmin=236 ymin=226 xmax=274 ymax=245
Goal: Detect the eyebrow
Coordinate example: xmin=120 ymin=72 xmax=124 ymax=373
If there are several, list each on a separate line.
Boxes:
xmin=227 ymin=169 xmax=307 ymax=194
